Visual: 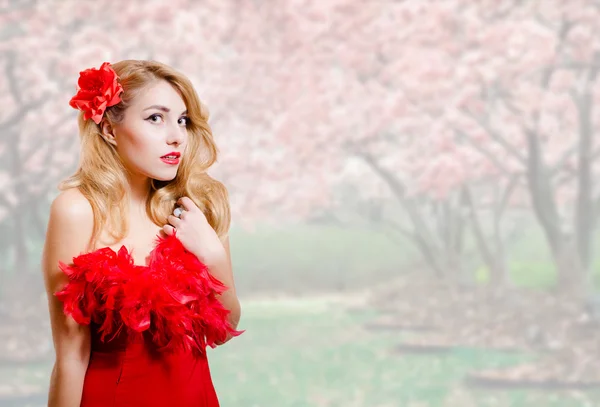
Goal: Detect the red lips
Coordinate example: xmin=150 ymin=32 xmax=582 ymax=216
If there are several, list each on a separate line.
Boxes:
xmin=161 ymin=152 xmax=181 ymax=158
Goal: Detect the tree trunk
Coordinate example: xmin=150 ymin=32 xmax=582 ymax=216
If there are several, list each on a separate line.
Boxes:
xmin=573 ymin=65 xmax=597 ymax=297
xmin=551 ymin=233 xmax=585 ymax=296
xmin=463 ymin=184 xmax=510 ymax=286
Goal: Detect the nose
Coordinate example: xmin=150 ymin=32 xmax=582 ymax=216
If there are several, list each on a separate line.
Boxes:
xmin=167 ymin=121 xmax=185 ymax=146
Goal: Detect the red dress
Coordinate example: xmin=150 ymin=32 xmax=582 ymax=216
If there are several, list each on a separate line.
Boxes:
xmin=54 ymin=232 xmax=244 ymax=407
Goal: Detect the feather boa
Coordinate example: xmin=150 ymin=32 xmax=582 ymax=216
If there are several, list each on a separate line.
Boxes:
xmin=55 ymin=233 xmax=244 ymax=355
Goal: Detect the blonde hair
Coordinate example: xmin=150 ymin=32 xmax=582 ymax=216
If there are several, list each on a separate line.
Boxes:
xmin=58 ymin=60 xmax=230 ymax=251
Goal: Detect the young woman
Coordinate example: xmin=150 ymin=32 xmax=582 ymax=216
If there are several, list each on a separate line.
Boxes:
xmin=41 ymin=60 xmax=243 ymax=407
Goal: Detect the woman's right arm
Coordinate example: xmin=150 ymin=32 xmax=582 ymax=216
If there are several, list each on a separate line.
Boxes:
xmin=42 ymin=189 xmax=94 ymax=407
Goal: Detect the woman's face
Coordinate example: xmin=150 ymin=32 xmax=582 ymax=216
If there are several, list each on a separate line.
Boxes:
xmin=103 ymin=80 xmax=189 ymax=182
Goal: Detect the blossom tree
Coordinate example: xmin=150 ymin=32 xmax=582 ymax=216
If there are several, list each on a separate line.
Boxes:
xmin=235 ymin=1 xmax=522 ymax=283
xmin=256 ymin=0 xmax=600 ymax=294
xmin=2 ymin=0 xmax=598 ymax=297
xmin=441 ymin=0 xmax=600 ymax=294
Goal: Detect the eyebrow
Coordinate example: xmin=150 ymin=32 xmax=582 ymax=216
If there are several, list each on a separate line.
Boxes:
xmin=143 ymin=105 xmax=188 ymax=115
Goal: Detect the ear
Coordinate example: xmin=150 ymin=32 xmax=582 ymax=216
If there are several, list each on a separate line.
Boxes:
xmin=100 ymin=119 xmax=117 ymax=146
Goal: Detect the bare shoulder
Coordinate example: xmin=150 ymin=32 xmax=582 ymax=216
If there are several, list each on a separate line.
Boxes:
xmin=43 ymin=188 xmax=94 ymax=290
xmin=48 ymin=188 xmax=94 ymax=249
xmin=50 ymin=187 xmax=94 ymax=223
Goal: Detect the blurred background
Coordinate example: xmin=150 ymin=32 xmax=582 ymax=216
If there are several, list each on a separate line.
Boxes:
xmin=1 ymin=0 xmax=600 ymax=406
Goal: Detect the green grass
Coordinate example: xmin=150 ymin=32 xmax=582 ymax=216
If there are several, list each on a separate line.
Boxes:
xmin=471 ymin=220 xmax=600 ymax=290
xmin=2 ymin=297 xmax=599 ymax=407
xmin=4 ymin=217 xmax=600 ymax=406
xmin=207 ymin=297 xmax=600 ymax=407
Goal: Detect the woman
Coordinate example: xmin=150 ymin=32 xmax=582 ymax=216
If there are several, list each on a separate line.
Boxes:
xmin=41 ymin=60 xmax=243 ymax=407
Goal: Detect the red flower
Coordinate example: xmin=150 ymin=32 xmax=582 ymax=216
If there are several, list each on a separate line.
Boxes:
xmin=69 ymin=62 xmax=124 ymax=124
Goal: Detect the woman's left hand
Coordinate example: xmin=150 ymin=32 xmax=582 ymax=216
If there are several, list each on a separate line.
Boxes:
xmin=163 ymin=196 xmax=227 ymax=267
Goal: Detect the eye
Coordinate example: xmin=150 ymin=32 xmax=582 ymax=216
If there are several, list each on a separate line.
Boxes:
xmin=178 ymin=116 xmax=190 ymax=126
xmin=146 ymin=113 xmax=164 ymax=124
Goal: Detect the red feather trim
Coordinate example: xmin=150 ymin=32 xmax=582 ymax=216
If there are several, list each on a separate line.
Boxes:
xmin=55 ymin=233 xmax=244 ymax=355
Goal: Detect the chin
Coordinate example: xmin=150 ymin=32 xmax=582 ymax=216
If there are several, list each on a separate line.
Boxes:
xmin=154 ymin=173 xmax=178 ymax=182
xmin=151 ymin=169 xmax=179 ymax=182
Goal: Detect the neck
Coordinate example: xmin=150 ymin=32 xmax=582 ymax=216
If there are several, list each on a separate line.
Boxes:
xmin=126 ymin=171 xmax=152 ymax=217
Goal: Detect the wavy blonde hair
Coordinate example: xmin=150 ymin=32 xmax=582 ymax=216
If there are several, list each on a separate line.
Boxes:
xmin=58 ymin=60 xmax=230 ymax=251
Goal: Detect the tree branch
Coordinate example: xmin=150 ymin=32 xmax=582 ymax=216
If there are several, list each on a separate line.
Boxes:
xmin=462 ymin=108 xmax=528 ymax=165
xmin=350 ymin=148 xmax=447 ymax=270
xmin=453 ymin=128 xmax=514 ymax=176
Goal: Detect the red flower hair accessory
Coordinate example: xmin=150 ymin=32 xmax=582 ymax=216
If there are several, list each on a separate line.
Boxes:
xmin=69 ymin=62 xmax=124 ymax=124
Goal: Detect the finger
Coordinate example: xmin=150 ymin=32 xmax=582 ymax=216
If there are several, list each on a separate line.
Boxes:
xmin=163 ymin=224 xmax=176 ymax=236
xmin=177 ymin=196 xmax=196 ymax=212
xmin=167 ymin=214 xmax=182 ymax=227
